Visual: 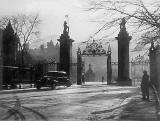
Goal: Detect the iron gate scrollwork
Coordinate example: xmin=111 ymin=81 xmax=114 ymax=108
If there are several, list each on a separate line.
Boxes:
xmin=77 ymin=40 xmax=112 ymax=85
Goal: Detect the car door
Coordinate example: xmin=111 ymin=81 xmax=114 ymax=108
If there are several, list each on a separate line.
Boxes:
xmin=57 ymin=73 xmax=64 ymax=85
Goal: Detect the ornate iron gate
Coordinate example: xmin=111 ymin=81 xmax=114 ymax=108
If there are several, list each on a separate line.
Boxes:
xmin=76 ymin=40 xmax=112 ymax=85
xmin=130 ymin=60 xmax=150 ymax=86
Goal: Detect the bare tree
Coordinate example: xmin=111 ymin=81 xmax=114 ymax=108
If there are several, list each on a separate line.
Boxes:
xmin=0 ymin=13 xmax=41 ymax=65
xmin=0 ymin=13 xmax=40 ymax=52
xmin=87 ymin=0 xmax=160 ymax=47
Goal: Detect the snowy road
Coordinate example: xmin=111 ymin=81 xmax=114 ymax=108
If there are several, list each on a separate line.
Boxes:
xmin=0 ymin=82 xmax=139 ymax=121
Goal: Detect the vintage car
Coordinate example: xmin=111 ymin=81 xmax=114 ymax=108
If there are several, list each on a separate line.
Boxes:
xmin=35 ymin=71 xmax=72 ymax=90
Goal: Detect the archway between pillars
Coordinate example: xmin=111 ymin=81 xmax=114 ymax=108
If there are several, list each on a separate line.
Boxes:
xmin=76 ymin=40 xmax=112 ymax=85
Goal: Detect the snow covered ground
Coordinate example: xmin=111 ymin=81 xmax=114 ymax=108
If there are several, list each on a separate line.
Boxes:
xmin=0 ymin=82 xmax=138 ymax=121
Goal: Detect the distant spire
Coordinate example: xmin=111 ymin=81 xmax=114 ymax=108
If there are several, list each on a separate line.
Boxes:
xmin=8 ymin=20 xmax=11 ymax=24
xmin=4 ymin=20 xmax=15 ymax=38
xmin=6 ymin=20 xmax=14 ymax=31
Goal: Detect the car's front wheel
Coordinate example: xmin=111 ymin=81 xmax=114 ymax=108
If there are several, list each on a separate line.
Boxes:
xmin=66 ymin=81 xmax=72 ymax=87
xmin=36 ymin=85 xmax=41 ymax=90
xmin=51 ymin=83 xmax=56 ymax=90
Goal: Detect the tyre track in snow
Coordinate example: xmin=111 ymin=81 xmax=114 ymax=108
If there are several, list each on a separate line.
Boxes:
xmin=0 ymin=104 xmax=48 ymax=121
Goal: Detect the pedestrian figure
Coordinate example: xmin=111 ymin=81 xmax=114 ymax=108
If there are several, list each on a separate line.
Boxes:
xmin=102 ymin=76 xmax=104 ymax=83
xmin=141 ymin=70 xmax=150 ymax=101
xmin=82 ymin=73 xmax=85 ymax=84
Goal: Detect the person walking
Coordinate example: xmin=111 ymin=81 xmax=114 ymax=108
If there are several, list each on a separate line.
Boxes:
xmin=141 ymin=70 xmax=150 ymax=101
xmin=82 ymin=73 xmax=85 ymax=84
xmin=102 ymin=76 xmax=104 ymax=83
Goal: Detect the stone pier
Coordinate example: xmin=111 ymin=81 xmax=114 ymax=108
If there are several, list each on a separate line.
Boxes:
xmin=58 ymin=21 xmax=74 ymax=76
xmin=116 ymin=18 xmax=132 ymax=85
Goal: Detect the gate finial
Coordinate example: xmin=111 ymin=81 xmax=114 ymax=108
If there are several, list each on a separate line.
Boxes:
xmin=150 ymin=41 xmax=155 ymax=51
xmin=107 ymin=44 xmax=111 ymax=55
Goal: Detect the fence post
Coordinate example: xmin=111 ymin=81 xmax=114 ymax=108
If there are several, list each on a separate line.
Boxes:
xmin=30 ymin=66 xmax=33 ymax=88
xmin=77 ymin=48 xmax=82 ymax=85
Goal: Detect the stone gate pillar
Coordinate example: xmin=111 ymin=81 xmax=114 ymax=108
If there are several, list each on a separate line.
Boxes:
xmin=77 ymin=48 xmax=82 ymax=85
xmin=149 ymin=42 xmax=157 ymax=88
xmin=155 ymin=45 xmax=160 ymax=96
xmin=58 ymin=21 xmax=74 ymax=76
xmin=107 ymin=44 xmax=112 ymax=85
xmin=116 ymin=18 xmax=132 ymax=85
xmin=0 ymin=29 xmax=3 ymax=90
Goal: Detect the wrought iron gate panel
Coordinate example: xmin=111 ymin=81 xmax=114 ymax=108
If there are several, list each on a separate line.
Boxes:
xmin=111 ymin=62 xmax=118 ymax=81
xmin=130 ymin=61 xmax=150 ymax=86
xmin=70 ymin=63 xmax=78 ymax=84
xmin=47 ymin=63 xmax=58 ymax=71
xmin=111 ymin=61 xmax=150 ymax=86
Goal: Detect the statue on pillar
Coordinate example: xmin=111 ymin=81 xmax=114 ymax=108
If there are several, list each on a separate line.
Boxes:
xmin=58 ymin=19 xmax=74 ymax=77
xmin=63 ymin=21 xmax=69 ymax=35
xmin=120 ymin=18 xmax=126 ymax=31
xmin=120 ymin=18 xmax=126 ymax=28
xmin=116 ymin=17 xmax=132 ymax=85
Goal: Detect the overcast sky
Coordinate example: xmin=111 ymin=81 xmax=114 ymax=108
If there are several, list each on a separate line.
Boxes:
xmin=0 ymin=0 xmax=102 ymax=46
xmin=0 ymin=0 xmax=154 ymax=56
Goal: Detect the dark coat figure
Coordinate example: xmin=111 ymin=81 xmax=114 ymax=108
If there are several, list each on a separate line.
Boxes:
xmin=141 ymin=70 xmax=150 ymax=101
xmin=82 ymin=74 xmax=85 ymax=84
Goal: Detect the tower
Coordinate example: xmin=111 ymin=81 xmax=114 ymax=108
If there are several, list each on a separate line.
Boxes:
xmin=116 ymin=18 xmax=132 ymax=85
xmin=58 ymin=20 xmax=74 ymax=76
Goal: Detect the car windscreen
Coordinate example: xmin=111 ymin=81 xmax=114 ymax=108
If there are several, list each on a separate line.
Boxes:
xmin=46 ymin=72 xmax=67 ymax=77
xmin=58 ymin=73 xmax=67 ymax=77
xmin=46 ymin=72 xmax=57 ymax=77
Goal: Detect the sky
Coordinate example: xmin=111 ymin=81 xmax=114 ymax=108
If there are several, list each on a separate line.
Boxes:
xmin=0 ymin=0 xmax=153 ymax=60
xmin=0 ymin=0 xmax=101 ymax=47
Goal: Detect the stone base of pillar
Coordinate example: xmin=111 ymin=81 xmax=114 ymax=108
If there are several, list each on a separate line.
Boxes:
xmin=117 ymin=79 xmax=132 ymax=86
xmin=77 ymin=82 xmax=82 ymax=85
xmin=107 ymin=81 xmax=112 ymax=85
